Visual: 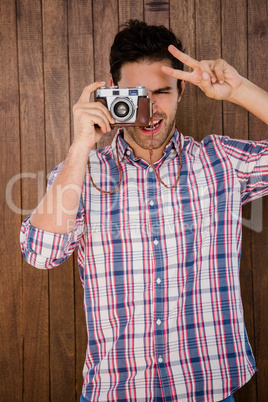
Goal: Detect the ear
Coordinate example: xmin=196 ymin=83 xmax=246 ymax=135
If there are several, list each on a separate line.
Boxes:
xmin=178 ymin=80 xmax=186 ymax=102
xmin=109 ymin=76 xmax=114 ymax=86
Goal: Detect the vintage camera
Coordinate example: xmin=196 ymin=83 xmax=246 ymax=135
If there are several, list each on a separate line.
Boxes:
xmin=96 ymin=86 xmax=152 ymax=127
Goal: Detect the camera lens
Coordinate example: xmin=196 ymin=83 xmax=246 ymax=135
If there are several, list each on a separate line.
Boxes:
xmin=114 ymin=102 xmax=129 ymax=118
xmin=110 ymin=97 xmax=134 ymax=122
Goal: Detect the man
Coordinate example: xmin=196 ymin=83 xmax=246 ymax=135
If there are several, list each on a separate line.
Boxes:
xmin=20 ymin=20 xmax=268 ymax=401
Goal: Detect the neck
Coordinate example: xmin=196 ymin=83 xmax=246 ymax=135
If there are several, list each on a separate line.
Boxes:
xmin=123 ymin=127 xmax=175 ymax=165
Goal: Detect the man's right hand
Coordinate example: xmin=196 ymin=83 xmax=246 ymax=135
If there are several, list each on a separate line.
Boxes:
xmin=72 ymin=81 xmax=115 ymax=150
xmin=30 ymin=81 xmax=115 ymax=234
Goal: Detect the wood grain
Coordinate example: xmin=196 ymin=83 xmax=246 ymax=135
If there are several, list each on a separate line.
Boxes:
xmin=0 ymin=0 xmax=22 ymax=400
xmin=42 ymin=0 xmax=75 ymax=400
xmin=170 ymin=0 xmax=198 ymax=137
xmin=145 ymin=0 xmax=169 ymax=26
xmin=93 ymin=0 xmax=119 ymax=149
xmin=248 ymin=1 xmax=268 ymax=401
xmin=195 ymin=0 xmax=222 ymax=140
xmin=1 ymin=1 xmax=267 ymax=400
xmin=222 ymin=1 xmax=257 ymax=401
xmin=67 ymin=1 xmax=94 ymax=399
xmin=16 ymin=0 xmax=50 ymax=400
xmin=119 ymin=0 xmax=144 ymax=23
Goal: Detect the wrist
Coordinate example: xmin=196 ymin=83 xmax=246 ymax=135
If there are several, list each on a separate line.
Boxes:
xmin=228 ymin=76 xmax=252 ymax=106
xmin=64 ymin=140 xmax=93 ymax=173
xmin=227 ymin=76 xmax=268 ymax=125
xmin=70 ymin=138 xmax=94 ymax=158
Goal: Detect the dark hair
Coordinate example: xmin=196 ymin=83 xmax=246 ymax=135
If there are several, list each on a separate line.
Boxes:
xmin=110 ymin=20 xmax=185 ymax=94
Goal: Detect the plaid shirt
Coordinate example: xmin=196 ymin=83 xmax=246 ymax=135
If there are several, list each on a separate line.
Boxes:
xmin=21 ymin=130 xmax=268 ymax=401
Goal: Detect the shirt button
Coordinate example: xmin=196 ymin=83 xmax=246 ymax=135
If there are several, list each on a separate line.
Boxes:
xmin=126 ymin=150 xmax=131 ymax=156
xmin=149 ymin=166 xmax=153 ymax=172
xmin=149 ymin=200 xmax=154 ymax=206
xmin=156 ymin=278 xmax=161 ymax=284
xmin=158 ymin=357 xmax=163 ymax=363
xmin=153 ymin=239 xmax=159 ymax=246
xmin=156 ymin=319 xmax=161 ymax=326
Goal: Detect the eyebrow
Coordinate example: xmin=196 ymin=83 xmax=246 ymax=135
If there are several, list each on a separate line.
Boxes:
xmin=151 ymin=86 xmax=173 ymax=94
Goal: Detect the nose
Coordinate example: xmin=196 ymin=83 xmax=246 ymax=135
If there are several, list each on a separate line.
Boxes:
xmin=148 ymin=92 xmax=156 ymax=104
xmin=151 ymin=100 xmax=161 ymax=117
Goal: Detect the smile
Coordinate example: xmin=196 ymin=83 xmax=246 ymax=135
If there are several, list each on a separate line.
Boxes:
xmin=141 ymin=119 xmax=163 ymax=133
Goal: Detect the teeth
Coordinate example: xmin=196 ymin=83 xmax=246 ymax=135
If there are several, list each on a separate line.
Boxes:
xmin=143 ymin=120 xmax=162 ymax=131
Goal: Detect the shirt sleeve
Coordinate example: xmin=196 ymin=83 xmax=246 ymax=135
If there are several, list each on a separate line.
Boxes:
xmin=20 ymin=164 xmax=85 ymax=269
xmin=220 ymin=136 xmax=268 ymax=205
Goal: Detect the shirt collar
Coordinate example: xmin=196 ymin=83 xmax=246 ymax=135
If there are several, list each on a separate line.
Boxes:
xmin=111 ymin=128 xmax=184 ymax=163
xmin=165 ymin=128 xmax=184 ymax=157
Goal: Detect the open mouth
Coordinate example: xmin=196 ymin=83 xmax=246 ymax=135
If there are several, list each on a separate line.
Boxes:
xmin=141 ymin=119 xmax=163 ymax=133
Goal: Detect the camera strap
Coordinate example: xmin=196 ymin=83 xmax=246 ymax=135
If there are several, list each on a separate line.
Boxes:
xmin=148 ymin=120 xmax=182 ymax=190
xmin=87 ymin=134 xmax=123 ymax=194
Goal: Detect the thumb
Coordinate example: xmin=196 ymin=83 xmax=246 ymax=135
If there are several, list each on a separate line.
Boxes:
xmin=79 ymin=81 xmax=106 ymax=104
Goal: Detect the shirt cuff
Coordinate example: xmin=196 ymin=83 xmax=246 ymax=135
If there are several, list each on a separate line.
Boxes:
xmin=20 ymin=216 xmax=82 ymax=268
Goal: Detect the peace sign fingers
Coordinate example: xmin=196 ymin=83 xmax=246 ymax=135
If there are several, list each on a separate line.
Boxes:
xmin=168 ymin=45 xmax=199 ymax=70
xmin=162 ymin=45 xmax=218 ymax=86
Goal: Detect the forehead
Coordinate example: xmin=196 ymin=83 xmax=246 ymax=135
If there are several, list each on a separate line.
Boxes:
xmin=118 ymin=59 xmax=176 ymax=90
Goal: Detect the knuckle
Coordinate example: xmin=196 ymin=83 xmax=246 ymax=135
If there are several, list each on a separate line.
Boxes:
xmin=73 ymin=103 xmax=79 ymax=113
xmin=85 ymin=83 xmax=93 ymax=91
xmin=199 ymin=60 xmax=208 ymax=68
xmin=214 ymin=59 xmax=224 ymax=67
xmin=73 ymin=102 xmax=84 ymax=114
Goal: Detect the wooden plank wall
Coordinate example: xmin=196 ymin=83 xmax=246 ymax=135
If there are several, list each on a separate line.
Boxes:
xmin=0 ymin=0 xmax=267 ymax=401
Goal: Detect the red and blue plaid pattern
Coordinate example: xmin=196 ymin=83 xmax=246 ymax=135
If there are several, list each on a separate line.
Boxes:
xmin=21 ymin=130 xmax=268 ymax=401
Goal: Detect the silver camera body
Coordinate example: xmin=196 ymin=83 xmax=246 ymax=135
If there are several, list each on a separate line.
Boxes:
xmin=96 ymin=86 xmax=151 ymax=126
